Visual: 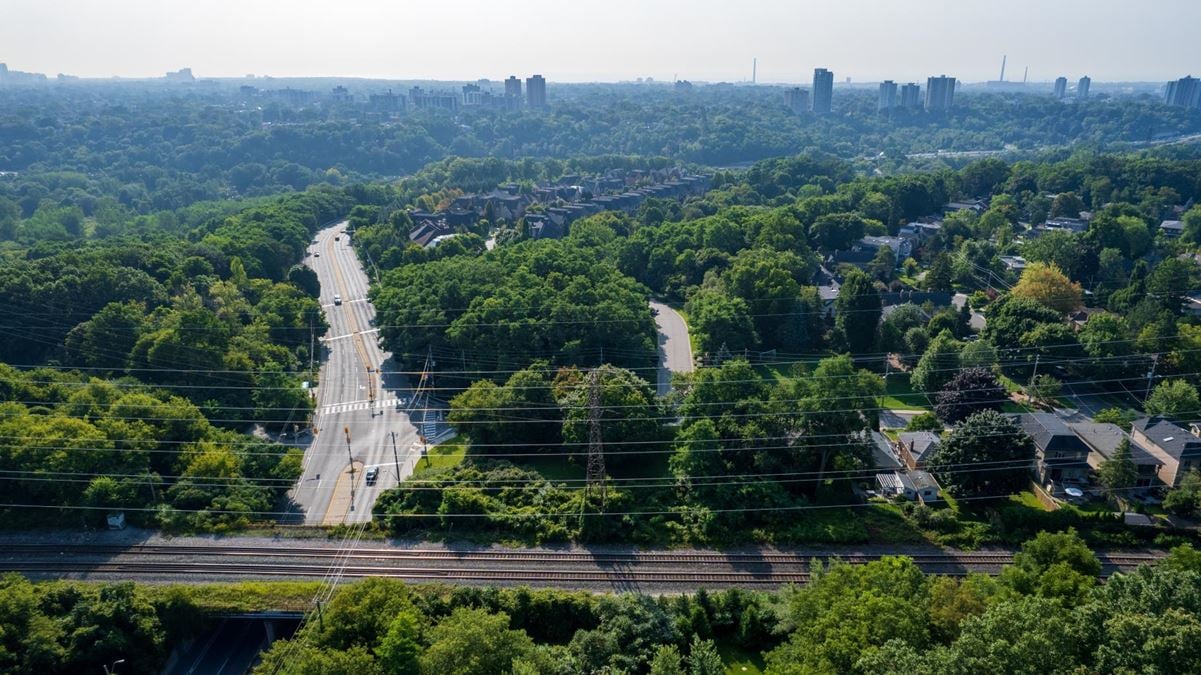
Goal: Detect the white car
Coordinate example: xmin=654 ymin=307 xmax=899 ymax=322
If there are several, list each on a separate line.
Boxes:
xmin=333 ymin=295 xmax=342 ymax=306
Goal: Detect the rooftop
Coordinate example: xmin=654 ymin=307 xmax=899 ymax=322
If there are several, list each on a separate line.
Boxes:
xmin=1012 ymin=412 xmax=1090 ymax=457
xmin=1133 ymin=417 xmax=1201 ymax=459
xmin=1067 ymin=422 xmax=1160 ymax=466
xmin=897 ymin=431 xmax=942 ymax=463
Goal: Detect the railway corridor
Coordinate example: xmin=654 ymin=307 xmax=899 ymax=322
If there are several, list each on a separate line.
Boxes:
xmin=0 ymin=537 xmax=1164 ymax=593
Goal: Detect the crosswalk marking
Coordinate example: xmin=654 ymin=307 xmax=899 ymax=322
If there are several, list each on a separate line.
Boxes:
xmin=316 ymin=395 xmax=404 ymax=416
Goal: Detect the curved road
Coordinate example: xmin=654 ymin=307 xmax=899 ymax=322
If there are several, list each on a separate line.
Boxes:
xmin=650 ymin=301 xmax=694 ymax=396
xmin=289 ymin=221 xmax=422 ymax=525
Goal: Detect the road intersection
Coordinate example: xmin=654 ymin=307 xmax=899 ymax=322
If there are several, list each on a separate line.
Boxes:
xmin=288 ymin=221 xmax=425 ymax=525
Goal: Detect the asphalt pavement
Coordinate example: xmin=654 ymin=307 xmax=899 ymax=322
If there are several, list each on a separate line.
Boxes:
xmin=288 ymin=221 xmax=424 ymax=525
xmin=649 ymin=300 xmax=694 ymax=396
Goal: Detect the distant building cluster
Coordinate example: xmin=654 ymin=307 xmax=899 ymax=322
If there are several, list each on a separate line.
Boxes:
xmin=234 ymin=74 xmax=550 ymax=113
xmin=0 ymin=62 xmax=47 ymax=84
xmin=1166 ymin=75 xmax=1201 ymax=109
xmin=164 ymin=68 xmax=194 ymax=83
xmin=406 ymin=168 xmax=711 ymax=246
xmin=790 ymin=68 xmax=959 ymax=115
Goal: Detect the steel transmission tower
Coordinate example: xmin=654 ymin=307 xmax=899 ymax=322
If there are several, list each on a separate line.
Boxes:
xmin=584 ymin=368 xmax=606 ymax=509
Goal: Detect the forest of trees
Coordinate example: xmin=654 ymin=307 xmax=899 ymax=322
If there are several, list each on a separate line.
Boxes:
xmin=248 ymin=535 xmax=1201 ymax=675
xmin=2 ymin=84 xmax=1199 ymax=228
xmin=358 ymin=148 xmax=1201 ymax=547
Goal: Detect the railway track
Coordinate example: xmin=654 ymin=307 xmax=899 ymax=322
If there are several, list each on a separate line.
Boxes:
xmin=0 ymin=543 xmax=1163 ymax=588
xmin=0 ymin=560 xmax=814 ymax=584
xmin=0 ymin=543 xmax=1163 ymax=566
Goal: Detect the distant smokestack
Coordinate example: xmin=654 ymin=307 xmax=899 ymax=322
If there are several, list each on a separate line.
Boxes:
xmin=999 ymin=55 xmax=1007 ymax=82
xmin=1023 ymin=66 xmax=1028 ymax=84
xmin=752 ymin=57 xmax=757 ymax=84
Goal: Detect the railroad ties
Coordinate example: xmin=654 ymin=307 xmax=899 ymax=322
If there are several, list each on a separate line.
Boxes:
xmin=0 ymin=543 xmax=1164 ymax=589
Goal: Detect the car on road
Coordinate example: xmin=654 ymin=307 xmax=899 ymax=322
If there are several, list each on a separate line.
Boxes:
xmin=334 ymin=236 xmax=340 ymax=241
xmin=365 ymin=466 xmax=379 ymax=485
xmin=314 ymin=252 xmax=320 ymax=257
xmin=334 ymin=295 xmax=342 ymax=305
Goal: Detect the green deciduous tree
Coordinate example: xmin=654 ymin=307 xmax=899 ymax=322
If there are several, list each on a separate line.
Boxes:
xmin=834 ymin=270 xmax=881 ymax=354
xmin=1098 ymin=437 xmax=1138 ymax=495
xmin=1146 ymin=379 xmax=1201 ymax=418
xmin=1011 ymin=262 xmax=1082 ymax=314
xmin=420 ymin=609 xmax=538 ymax=675
xmin=1001 ymin=529 xmax=1101 ymax=603
xmin=928 ymin=410 xmax=1035 ymax=498
xmin=911 ymin=330 xmax=961 ymax=394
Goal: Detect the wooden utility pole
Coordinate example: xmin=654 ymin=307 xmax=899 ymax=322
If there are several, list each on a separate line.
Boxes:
xmin=344 ymin=426 xmax=355 ymax=511
xmin=391 ymin=431 xmax=402 ymax=480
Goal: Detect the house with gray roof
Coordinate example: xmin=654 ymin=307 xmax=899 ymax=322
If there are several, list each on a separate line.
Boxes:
xmin=1160 ymin=220 xmax=1185 ymax=238
xmin=1069 ymin=422 xmax=1162 ymax=488
xmin=1131 ymin=417 xmax=1201 ymax=488
xmin=896 ymin=431 xmax=941 ymax=470
xmin=1012 ymin=413 xmax=1090 ymax=486
xmin=876 ymin=470 xmax=941 ymax=502
xmin=871 ymin=432 xmax=904 ymax=471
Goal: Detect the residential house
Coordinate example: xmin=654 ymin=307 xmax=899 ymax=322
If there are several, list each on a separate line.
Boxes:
xmin=900 ymin=220 xmax=943 ymax=241
xmin=1068 ymin=307 xmax=1104 ymax=332
xmin=1069 ymin=422 xmax=1162 ymax=488
xmin=876 ymin=470 xmax=941 ymax=502
xmin=1013 ymin=413 xmax=1091 ymax=487
xmin=999 ymin=255 xmax=1028 ymax=272
xmin=1161 ymin=220 xmax=1185 ymax=238
xmin=944 ymin=199 xmax=988 ymax=216
xmin=895 ymin=431 xmax=941 ymax=470
xmin=871 ymin=432 xmax=904 ymax=471
xmin=828 ymin=235 xmax=912 ymax=271
xmin=817 ymin=284 xmax=840 ymax=318
xmin=408 ymin=218 xmax=453 ymax=248
xmin=860 ymin=235 xmax=913 ymax=263
xmin=880 ymin=291 xmax=953 ymax=311
xmin=1131 ymin=417 xmax=1201 ymax=488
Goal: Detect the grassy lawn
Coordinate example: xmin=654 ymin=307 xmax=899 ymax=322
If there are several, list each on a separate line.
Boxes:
xmin=756 ymin=359 xmax=824 ymax=386
xmin=772 ymin=503 xmax=928 ymax=545
xmin=718 ymin=641 xmax=766 ymax=674
xmin=143 ymin=582 xmax=323 ymax=612
xmin=1010 ymin=490 xmax=1049 ymax=511
xmin=412 ymin=438 xmax=467 ymax=476
xmin=880 ymin=372 xmax=931 ymax=410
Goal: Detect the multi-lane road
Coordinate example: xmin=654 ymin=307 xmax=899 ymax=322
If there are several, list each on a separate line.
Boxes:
xmin=289 ymin=221 xmax=424 ymax=525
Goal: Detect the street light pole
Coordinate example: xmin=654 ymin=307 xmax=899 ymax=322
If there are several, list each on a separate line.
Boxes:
xmin=103 ymin=659 xmax=125 ymax=675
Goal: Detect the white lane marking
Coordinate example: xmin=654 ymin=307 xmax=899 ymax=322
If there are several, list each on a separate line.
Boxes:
xmin=316 ymin=395 xmax=405 ymax=416
xmin=322 ymin=328 xmax=380 ymax=342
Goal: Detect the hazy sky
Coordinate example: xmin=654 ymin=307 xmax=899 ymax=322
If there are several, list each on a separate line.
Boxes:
xmin=3 ymin=0 xmax=1199 ymax=83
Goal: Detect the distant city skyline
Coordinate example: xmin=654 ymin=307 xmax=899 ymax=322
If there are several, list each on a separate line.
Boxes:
xmin=2 ymin=0 xmax=1200 ymax=83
